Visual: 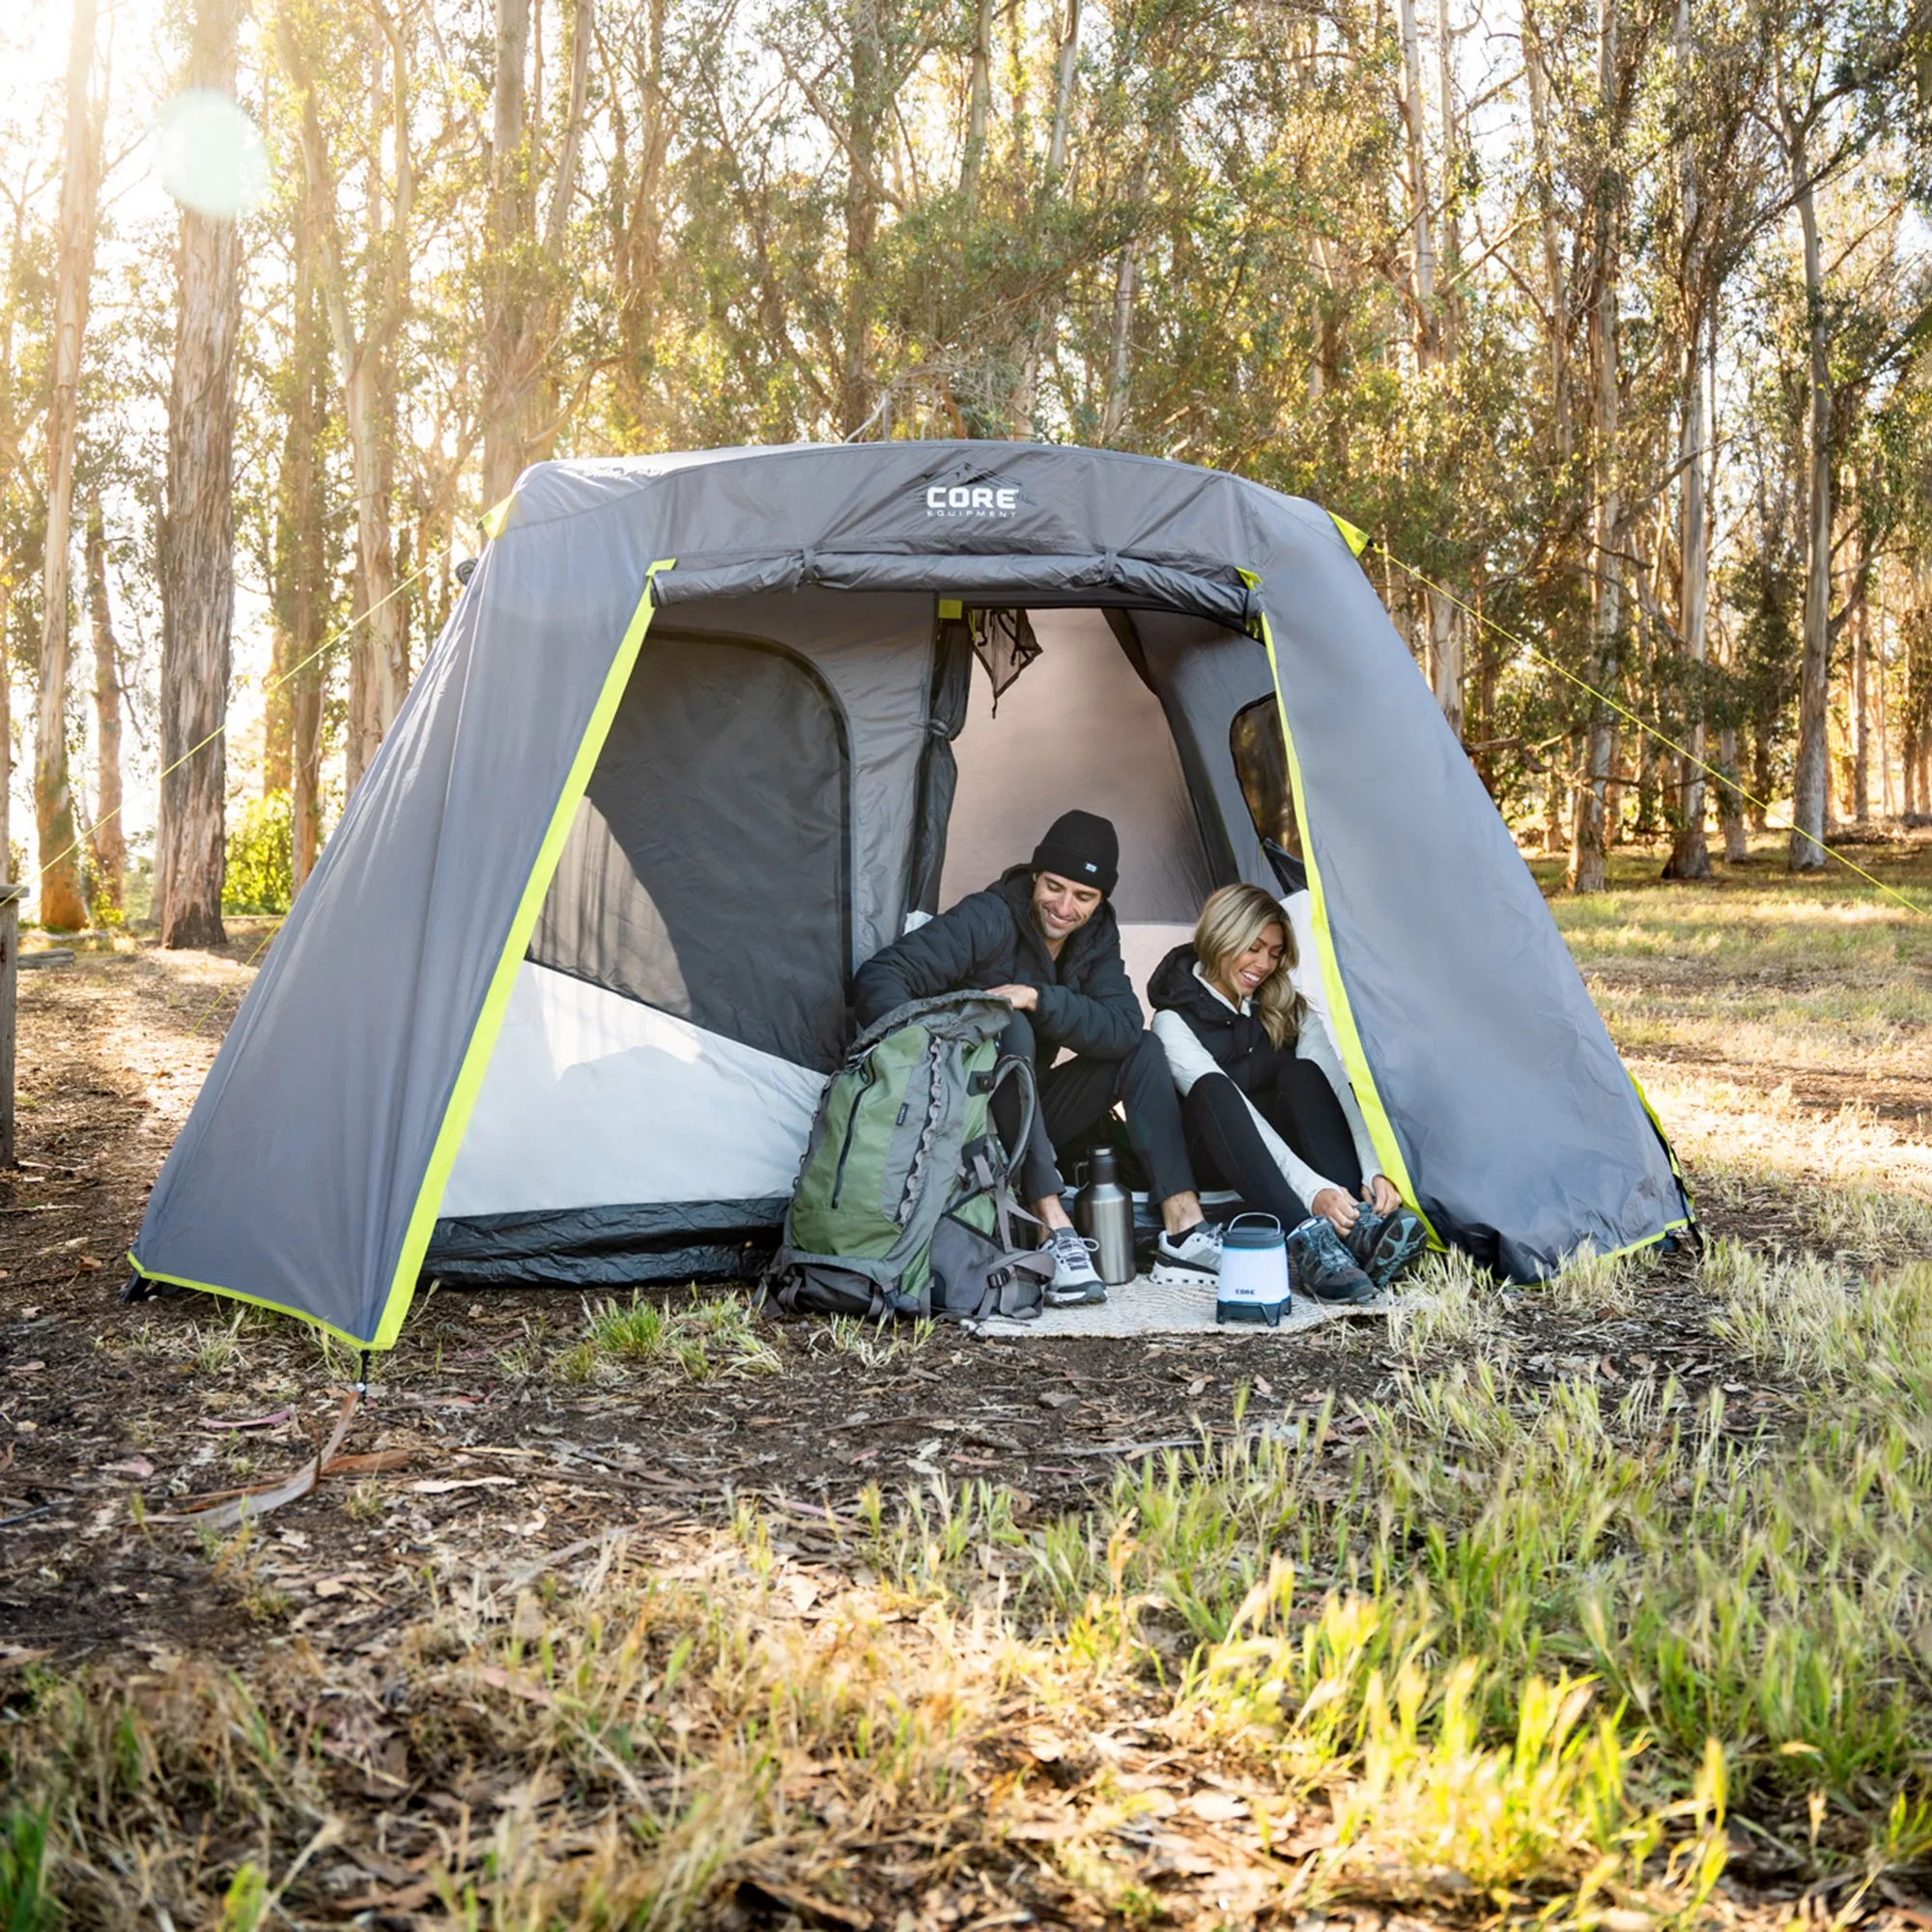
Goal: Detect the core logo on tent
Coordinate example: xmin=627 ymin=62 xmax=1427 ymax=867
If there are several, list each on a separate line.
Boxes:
xmin=923 ymin=481 xmax=1021 ymax=518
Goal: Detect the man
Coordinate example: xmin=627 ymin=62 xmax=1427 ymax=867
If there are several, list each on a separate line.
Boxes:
xmin=853 ymin=810 xmax=1223 ymax=1303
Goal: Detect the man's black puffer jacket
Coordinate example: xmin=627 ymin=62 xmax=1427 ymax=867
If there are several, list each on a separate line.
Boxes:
xmin=1147 ymin=943 xmax=1297 ymax=1095
xmin=853 ymin=867 xmax=1144 ymax=1062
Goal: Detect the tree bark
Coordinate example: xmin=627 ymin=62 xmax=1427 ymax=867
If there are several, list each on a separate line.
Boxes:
xmin=1852 ymin=590 xmax=1870 ymax=821
xmin=840 ymin=0 xmax=883 ymax=437
xmin=960 ymin=0 xmax=993 ymax=209
xmin=275 ymin=182 xmax=330 ymax=889
xmin=1521 ymin=0 xmax=1571 ymax=459
xmin=1568 ymin=0 xmax=1621 ymax=895
xmin=1664 ymin=0 xmax=1709 ymax=879
xmin=84 ymin=500 xmax=124 ymax=917
xmin=1099 ymin=235 xmax=1138 ymax=443
xmin=1395 ymin=0 xmax=1436 ymax=362
xmin=1786 ymin=102 xmax=1831 ymax=870
xmin=286 ymin=10 xmax=412 ymax=791
xmin=1426 ymin=0 xmax=1463 ymax=739
xmin=156 ymin=0 xmax=243 ymax=950
xmin=482 ymin=0 xmax=531 ymax=507
xmin=36 ymin=0 xmax=102 ymax=935
xmin=1718 ymin=723 xmax=1747 ymax=859
xmin=1045 ymin=0 xmax=1080 ymax=179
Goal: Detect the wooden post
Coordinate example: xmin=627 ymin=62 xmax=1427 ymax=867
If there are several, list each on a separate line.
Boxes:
xmin=0 ymin=882 xmax=19 ymax=1169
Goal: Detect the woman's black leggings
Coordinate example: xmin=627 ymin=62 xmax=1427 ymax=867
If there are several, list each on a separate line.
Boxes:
xmin=1180 ymin=1061 xmax=1363 ymax=1228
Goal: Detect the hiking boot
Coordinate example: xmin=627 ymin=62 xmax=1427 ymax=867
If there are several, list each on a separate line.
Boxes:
xmin=1346 ymin=1202 xmax=1429 ymax=1288
xmin=1287 ymin=1217 xmax=1378 ymax=1305
xmin=1151 ymin=1220 xmax=1223 ymax=1288
xmin=1045 ymin=1227 xmax=1106 ymax=1306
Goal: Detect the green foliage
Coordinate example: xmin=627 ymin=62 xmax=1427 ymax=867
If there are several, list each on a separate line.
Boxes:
xmin=222 ymin=793 xmax=292 ymax=917
xmin=0 ymin=1808 xmax=50 ymax=1932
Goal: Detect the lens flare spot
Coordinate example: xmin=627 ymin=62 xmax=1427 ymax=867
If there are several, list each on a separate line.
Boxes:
xmin=154 ymin=89 xmax=268 ymax=220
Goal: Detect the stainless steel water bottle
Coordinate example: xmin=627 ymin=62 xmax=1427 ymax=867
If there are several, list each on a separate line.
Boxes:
xmin=1074 ymin=1147 xmax=1136 ymax=1286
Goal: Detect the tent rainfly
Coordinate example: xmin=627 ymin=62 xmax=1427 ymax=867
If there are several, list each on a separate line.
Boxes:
xmin=129 ymin=442 xmax=1693 ymax=1349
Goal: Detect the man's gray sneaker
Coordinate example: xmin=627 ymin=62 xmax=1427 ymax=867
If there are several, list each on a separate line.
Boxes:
xmin=1046 ymin=1227 xmax=1106 ymax=1305
xmin=1287 ymin=1216 xmax=1378 ymax=1304
xmin=1347 ymin=1203 xmax=1429 ymax=1287
xmin=1151 ymin=1220 xmax=1223 ymax=1288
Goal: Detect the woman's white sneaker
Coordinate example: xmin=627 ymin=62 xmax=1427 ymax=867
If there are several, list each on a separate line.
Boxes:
xmin=1045 ymin=1227 xmax=1106 ymax=1305
xmin=1151 ymin=1221 xmax=1223 ymax=1287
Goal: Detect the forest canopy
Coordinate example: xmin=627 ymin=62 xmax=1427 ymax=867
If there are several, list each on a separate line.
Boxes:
xmin=2 ymin=0 xmax=1930 ymax=940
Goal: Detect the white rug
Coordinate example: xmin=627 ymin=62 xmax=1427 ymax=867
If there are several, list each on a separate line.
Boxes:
xmin=968 ymin=1271 xmax=1390 ymax=1338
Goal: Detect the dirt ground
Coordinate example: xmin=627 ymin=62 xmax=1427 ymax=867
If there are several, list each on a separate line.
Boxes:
xmin=0 ymin=888 xmax=1852 ymax=1674
xmin=4 ymin=847 xmax=1931 ymax=1931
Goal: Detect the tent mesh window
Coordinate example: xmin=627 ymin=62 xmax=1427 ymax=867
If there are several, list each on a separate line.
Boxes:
xmin=1230 ymin=695 xmax=1307 ymax=894
xmin=527 ymin=632 xmax=852 ymax=1071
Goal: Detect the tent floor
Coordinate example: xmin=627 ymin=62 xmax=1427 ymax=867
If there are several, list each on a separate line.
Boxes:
xmin=968 ymin=1269 xmax=1392 ymax=1338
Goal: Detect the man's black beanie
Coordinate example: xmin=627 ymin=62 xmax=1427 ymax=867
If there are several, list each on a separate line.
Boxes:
xmin=1031 ymin=810 xmax=1120 ymax=897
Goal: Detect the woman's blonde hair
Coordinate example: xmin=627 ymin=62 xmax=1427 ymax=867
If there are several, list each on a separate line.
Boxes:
xmin=1193 ymin=882 xmax=1306 ymax=1048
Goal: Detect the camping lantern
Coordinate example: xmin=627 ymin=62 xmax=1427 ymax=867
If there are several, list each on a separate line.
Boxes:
xmin=1216 ymin=1214 xmax=1292 ymax=1326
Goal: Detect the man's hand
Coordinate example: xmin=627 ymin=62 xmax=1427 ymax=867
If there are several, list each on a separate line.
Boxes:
xmin=1311 ymin=1186 xmax=1359 ymax=1235
xmin=986 ymin=983 xmax=1038 ymax=1011
xmin=1363 ymin=1175 xmax=1403 ymax=1216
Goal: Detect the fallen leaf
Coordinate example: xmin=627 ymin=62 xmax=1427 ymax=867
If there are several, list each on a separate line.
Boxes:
xmin=101 ymin=1455 xmax=156 ymax=1480
xmin=1037 ymin=1391 xmax=1077 ymax=1410
xmin=1185 ymin=1790 xmax=1249 ymax=1822
xmin=76 ymin=1257 xmax=100 ymax=1273
xmin=199 ymin=1408 xmax=293 ymax=1433
xmin=9 ymin=1361 xmax=45 ymax=1376
xmin=411 ymin=1475 xmax=516 ymax=1494
xmin=472 ymin=1663 xmax=554 ymax=1707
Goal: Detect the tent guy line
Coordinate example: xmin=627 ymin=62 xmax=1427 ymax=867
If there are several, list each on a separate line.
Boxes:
xmin=1371 ymin=543 xmax=1931 ymax=923
xmin=30 ymin=546 xmax=451 ymax=908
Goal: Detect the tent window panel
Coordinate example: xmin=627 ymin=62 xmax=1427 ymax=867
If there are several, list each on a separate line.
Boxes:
xmin=528 ymin=635 xmax=851 ymax=1071
xmin=1230 ymin=696 xmax=1307 ymax=895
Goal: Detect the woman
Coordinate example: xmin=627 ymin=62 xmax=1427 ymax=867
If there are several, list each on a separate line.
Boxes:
xmin=1150 ymin=883 xmax=1428 ymax=1303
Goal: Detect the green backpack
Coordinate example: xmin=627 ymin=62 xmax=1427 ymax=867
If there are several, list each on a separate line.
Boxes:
xmin=773 ymin=992 xmax=1054 ymax=1321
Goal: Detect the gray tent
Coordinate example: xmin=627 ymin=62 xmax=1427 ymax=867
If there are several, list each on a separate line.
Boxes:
xmin=129 ymin=442 xmax=1692 ymax=1349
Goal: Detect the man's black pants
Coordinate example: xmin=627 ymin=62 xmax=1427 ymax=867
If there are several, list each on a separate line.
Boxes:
xmin=992 ymin=1013 xmax=1195 ymax=1207
xmin=1180 ymin=1062 xmax=1363 ymax=1227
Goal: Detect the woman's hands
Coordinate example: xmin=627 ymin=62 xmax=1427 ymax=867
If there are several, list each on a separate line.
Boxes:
xmin=986 ymin=983 xmax=1038 ymax=1011
xmin=1312 ymin=1176 xmax=1402 ymax=1235
xmin=1310 ymin=1187 xmax=1359 ymax=1234
xmin=1364 ymin=1174 xmax=1403 ymax=1216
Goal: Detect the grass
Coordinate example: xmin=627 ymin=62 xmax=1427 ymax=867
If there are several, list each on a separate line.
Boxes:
xmin=571 ymin=1287 xmax=783 ymax=1382
xmin=8 ymin=840 xmax=1932 ymax=1925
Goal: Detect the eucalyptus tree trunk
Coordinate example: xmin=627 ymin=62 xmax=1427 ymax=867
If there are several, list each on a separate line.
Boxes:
xmin=36 ymin=0 xmax=102 ymax=935
xmin=156 ymin=0 xmax=244 ymax=949
xmin=1098 ymin=239 xmax=1138 ymax=442
xmin=1663 ymin=0 xmax=1710 ymax=878
xmin=840 ymin=0 xmax=883 ymax=437
xmin=482 ymin=0 xmax=531 ymax=508
xmin=1010 ymin=0 xmax=1081 ymax=433
xmin=84 ymin=501 xmax=124 ymax=917
xmin=274 ymin=194 xmax=329 ymax=889
xmin=1427 ymin=0 xmax=1463 ymax=739
xmin=1567 ymin=0 xmax=1622 ymax=894
xmin=287 ymin=9 xmax=412 ymax=789
xmin=960 ymin=0 xmax=993 ymax=210
xmin=1785 ymin=105 xmax=1832 ymax=869
xmin=1852 ymin=594 xmax=1870 ymax=821
xmin=1521 ymin=0 xmax=1571 ymax=460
